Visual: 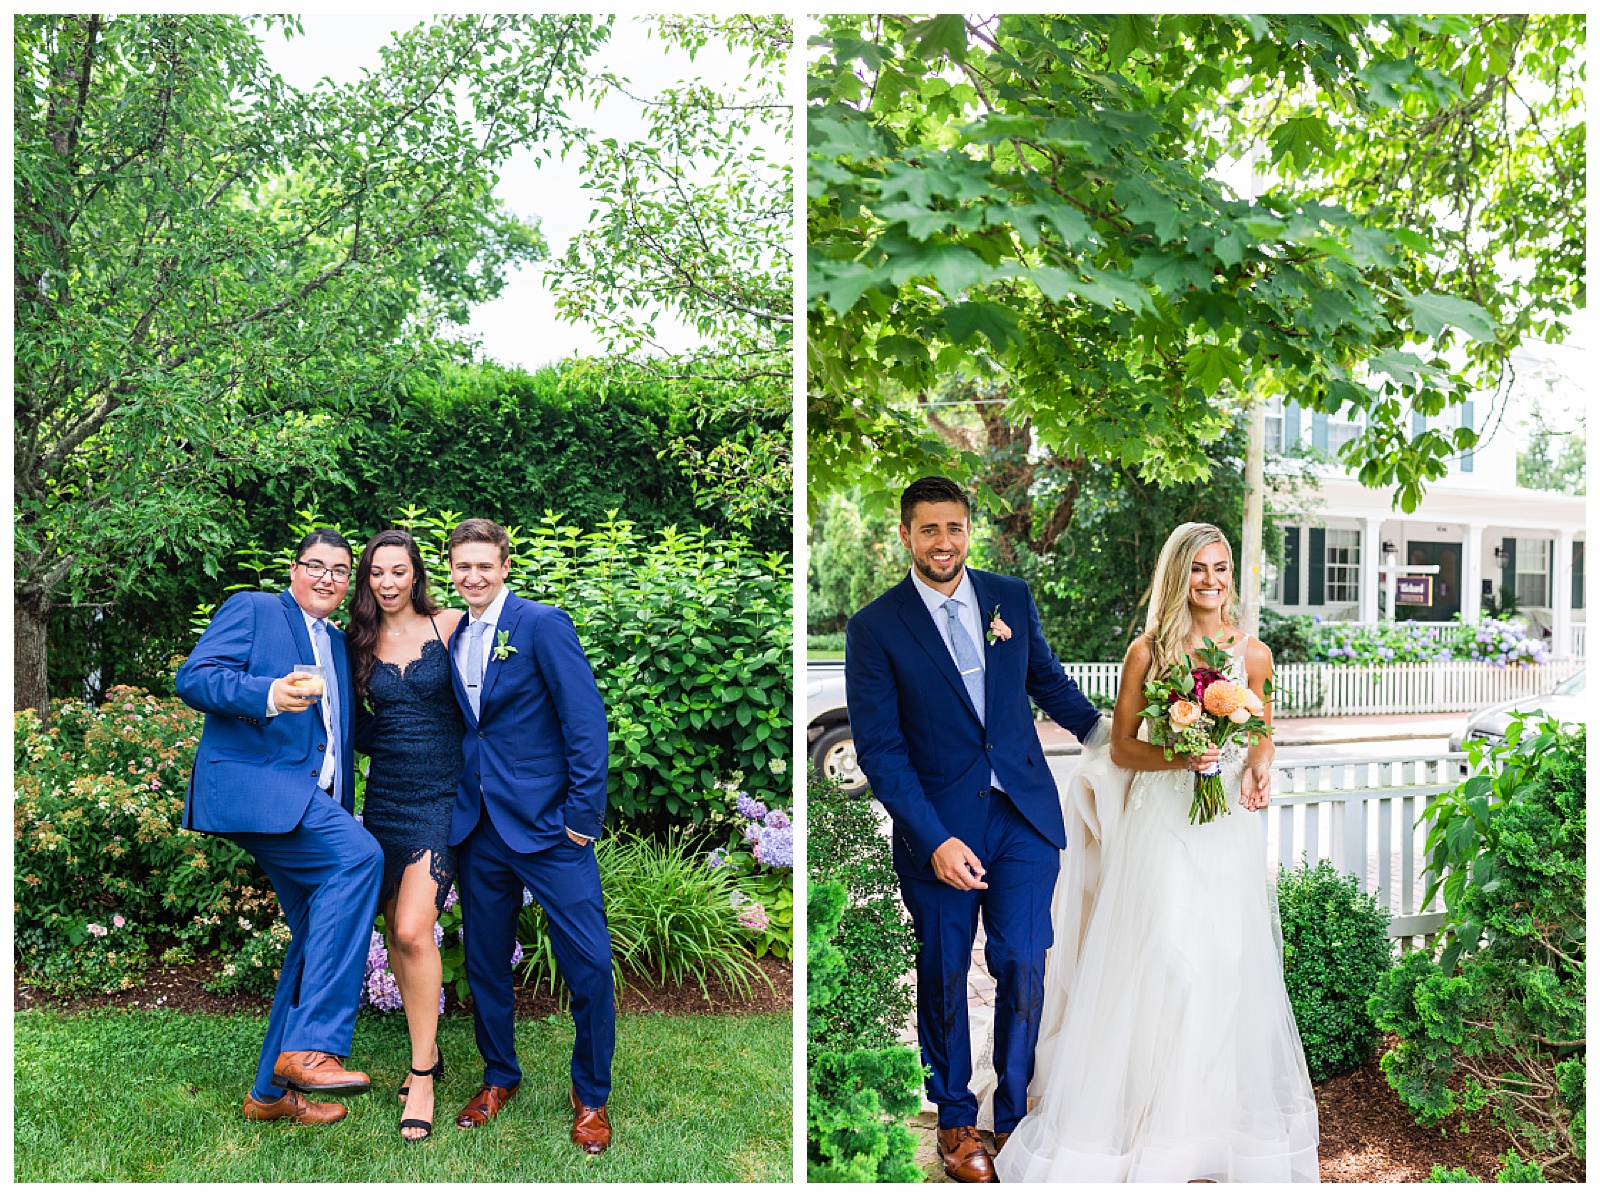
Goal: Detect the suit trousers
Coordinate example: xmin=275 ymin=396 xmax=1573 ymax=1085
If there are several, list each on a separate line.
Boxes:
xmin=456 ymin=809 xmax=615 ymax=1106
xmin=900 ymin=788 xmax=1059 ymax=1133
xmin=225 ymin=789 xmax=383 ymax=1101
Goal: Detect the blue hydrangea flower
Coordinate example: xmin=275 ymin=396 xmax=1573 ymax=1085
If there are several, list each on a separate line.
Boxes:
xmin=736 ymin=791 xmax=767 ymax=821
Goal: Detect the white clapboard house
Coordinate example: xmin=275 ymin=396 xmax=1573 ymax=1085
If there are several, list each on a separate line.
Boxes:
xmin=1262 ymin=345 xmax=1586 ymax=659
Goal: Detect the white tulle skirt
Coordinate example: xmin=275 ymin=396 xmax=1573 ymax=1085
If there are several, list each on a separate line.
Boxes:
xmin=994 ymin=741 xmax=1320 ymax=1183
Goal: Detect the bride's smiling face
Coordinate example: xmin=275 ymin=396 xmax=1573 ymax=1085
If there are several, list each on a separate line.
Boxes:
xmin=368 ymin=545 xmax=415 ymax=616
xmin=1188 ymin=541 xmax=1231 ymax=615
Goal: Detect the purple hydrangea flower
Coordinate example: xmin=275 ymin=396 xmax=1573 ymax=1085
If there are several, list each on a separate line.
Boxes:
xmin=443 ymin=885 xmax=459 ymax=912
xmin=743 ymin=822 xmax=764 ymax=846
xmin=754 ymin=826 xmax=793 ymax=869
xmin=522 ymin=887 xmax=533 ymax=907
xmin=509 ymin=941 xmax=524 ymax=969
xmin=736 ymin=791 xmax=767 ymax=821
xmin=764 ymin=808 xmax=790 ymax=830
xmin=706 ymin=848 xmax=729 ymax=870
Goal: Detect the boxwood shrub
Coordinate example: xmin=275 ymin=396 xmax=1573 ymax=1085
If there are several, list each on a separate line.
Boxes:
xmin=1277 ymin=857 xmax=1392 ymax=1080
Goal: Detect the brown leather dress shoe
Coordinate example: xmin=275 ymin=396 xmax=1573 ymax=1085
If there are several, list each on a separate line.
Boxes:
xmin=937 ymin=1125 xmax=996 ymax=1183
xmin=992 ymin=1131 xmax=1011 ymax=1154
xmin=271 ymin=1051 xmax=371 ymax=1096
xmin=242 ymin=1090 xmax=347 ymax=1125
xmin=569 ymin=1085 xmax=611 ymax=1154
xmin=456 ymin=1083 xmax=519 ymax=1128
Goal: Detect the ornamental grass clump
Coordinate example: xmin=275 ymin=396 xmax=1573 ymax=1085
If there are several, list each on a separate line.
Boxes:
xmin=1276 ymin=859 xmax=1392 ymax=1080
xmin=1369 ymin=715 xmax=1585 ymax=1181
xmin=515 ymin=830 xmax=765 ymax=1003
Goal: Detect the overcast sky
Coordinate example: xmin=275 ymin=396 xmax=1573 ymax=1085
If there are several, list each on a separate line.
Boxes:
xmin=262 ymin=14 xmax=751 ymax=370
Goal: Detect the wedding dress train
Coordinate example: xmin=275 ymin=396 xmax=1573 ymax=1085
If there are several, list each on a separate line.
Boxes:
xmin=994 ymin=642 xmax=1320 ymax=1183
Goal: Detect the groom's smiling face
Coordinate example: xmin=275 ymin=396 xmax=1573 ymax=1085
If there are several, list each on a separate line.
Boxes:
xmin=900 ymin=500 xmax=970 ymax=590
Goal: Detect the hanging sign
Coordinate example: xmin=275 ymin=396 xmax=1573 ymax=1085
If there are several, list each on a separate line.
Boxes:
xmin=1396 ymin=575 xmax=1434 ymax=606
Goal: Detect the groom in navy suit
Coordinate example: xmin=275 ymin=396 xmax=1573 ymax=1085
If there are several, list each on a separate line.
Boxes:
xmin=846 ymin=477 xmax=1101 ymax=1183
xmin=176 ymin=528 xmax=384 ymax=1125
xmin=441 ymin=519 xmax=616 ymax=1154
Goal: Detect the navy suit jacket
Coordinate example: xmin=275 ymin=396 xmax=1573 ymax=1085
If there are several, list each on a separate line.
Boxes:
xmin=175 ymin=590 xmax=356 ymax=835
xmin=845 ymin=569 xmax=1101 ymax=880
xmin=445 ymin=590 xmax=609 ymax=853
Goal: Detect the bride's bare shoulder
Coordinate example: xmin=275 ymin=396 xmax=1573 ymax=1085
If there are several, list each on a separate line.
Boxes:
xmin=1123 ymin=634 xmax=1153 ymax=667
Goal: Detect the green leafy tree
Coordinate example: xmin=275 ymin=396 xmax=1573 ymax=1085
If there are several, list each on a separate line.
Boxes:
xmin=1516 ymin=403 xmax=1587 ymax=496
xmin=807 ymin=15 xmax=1549 ymax=515
xmin=806 ymin=491 xmax=906 ymax=634
xmin=1369 ymin=716 xmax=1585 ymax=1180
xmin=14 ymin=12 xmax=607 ymax=712
xmin=549 ymin=15 xmax=793 ymax=530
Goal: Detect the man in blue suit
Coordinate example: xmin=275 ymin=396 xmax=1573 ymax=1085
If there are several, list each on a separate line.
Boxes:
xmin=175 ymin=528 xmax=384 ymax=1125
xmin=845 ymin=477 xmax=1102 ymax=1182
xmin=441 ymin=519 xmax=615 ymax=1154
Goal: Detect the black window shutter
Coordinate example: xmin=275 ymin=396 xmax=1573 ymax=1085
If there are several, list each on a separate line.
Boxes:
xmin=1574 ymin=541 xmax=1585 ymax=610
xmin=1283 ymin=527 xmax=1301 ymax=605
xmin=1308 ymin=527 xmax=1326 ymax=606
xmin=1501 ymin=537 xmax=1517 ymax=602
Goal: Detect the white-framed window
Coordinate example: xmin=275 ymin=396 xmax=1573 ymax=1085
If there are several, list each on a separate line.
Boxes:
xmin=1326 ymin=528 xmax=1361 ymax=603
xmin=1517 ymin=539 xmax=1549 ymax=607
xmin=1327 ymin=418 xmax=1365 ymax=459
xmin=1264 ymin=397 xmax=1284 ymax=453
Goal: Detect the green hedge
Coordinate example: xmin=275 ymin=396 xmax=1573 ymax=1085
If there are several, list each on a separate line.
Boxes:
xmin=1369 ymin=715 xmax=1585 ymax=1181
xmin=1277 ymin=859 xmax=1392 ymax=1081
xmin=48 ymin=359 xmax=787 ymax=702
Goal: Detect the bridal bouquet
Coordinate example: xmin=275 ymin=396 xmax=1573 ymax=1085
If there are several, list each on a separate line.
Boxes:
xmin=1137 ymin=638 xmax=1273 ymax=824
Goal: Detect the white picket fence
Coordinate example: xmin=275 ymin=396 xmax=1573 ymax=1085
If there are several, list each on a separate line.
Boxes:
xmin=1063 ymin=658 xmax=1584 ymax=717
xmin=1265 ymin=753 xmax=1466 ymax=949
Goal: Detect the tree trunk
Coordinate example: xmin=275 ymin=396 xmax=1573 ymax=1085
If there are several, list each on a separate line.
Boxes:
xmin=15 ymin=590 xmax=52 ymax=714
xmin=1239 ymin=401 xmax=1267 ymax=638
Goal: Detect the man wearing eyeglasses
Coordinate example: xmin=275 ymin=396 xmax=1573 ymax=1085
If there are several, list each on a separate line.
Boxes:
xmin=175 ymin=528 xmax=384 ymax=1125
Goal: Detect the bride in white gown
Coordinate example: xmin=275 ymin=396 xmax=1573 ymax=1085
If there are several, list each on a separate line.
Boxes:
xmin=995 ymin=522 xmax=1320 ymax=1183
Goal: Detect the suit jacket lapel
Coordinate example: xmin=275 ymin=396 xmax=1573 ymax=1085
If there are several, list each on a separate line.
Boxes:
xmin=894 ymin=575 xmax=980 ymax=725
xmin=445 ymin=608 xmax=477 ymax=728
xmin=279 ymin=591 xmax=317 ymax=666
xmin=479 ymin=590 xmax=522 ymax=714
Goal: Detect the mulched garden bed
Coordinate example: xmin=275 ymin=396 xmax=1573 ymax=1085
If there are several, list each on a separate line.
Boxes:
xmin=1313 ymin=1036 xmax=1517 ymax=1182
xmin=16 ymin=955 xmax=792 ymax=1021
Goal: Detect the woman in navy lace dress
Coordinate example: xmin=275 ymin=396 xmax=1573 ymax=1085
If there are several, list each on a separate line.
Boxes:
xmin=349 ymin=529 xmax=465 ymax=1142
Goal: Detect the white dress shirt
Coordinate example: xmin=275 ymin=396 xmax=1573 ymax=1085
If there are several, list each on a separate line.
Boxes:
xmin=455 ymin=583 xmax=511 ymax=693
xmin=265 ymin=604 xmax=338 ymax=793
xmin=910 ymin=568 xmax=1003 ymax=792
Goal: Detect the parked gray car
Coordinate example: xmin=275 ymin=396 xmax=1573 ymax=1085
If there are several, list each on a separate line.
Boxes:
xmin=1448 ymin=667 xmax=1587 ymax=752
xmin=806 ymin=659 xmax=869 ymax=797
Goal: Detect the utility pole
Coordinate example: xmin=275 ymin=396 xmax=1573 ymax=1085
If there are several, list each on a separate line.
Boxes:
xmin=1240 ymin=400 xmax=1266 ymax=638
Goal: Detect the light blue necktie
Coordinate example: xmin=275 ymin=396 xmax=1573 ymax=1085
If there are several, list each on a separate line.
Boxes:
xmin=312 ymin=619 xmax=341 ymax=804
xmin=942 ymin=598 xmax=986 ymax=726
xmin=466 ymin=619 xmax=488 ymax=719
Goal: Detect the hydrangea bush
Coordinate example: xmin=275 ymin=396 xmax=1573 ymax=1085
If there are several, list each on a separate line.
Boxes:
xmin=1307 ymin=617 xmax=1550 ymax=666
xmin=705 ymin=789 xmax=794 ymax=960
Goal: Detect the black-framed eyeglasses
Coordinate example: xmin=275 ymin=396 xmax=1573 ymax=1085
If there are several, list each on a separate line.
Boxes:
xmin=296 ymin=560 xmax=352 ymax=583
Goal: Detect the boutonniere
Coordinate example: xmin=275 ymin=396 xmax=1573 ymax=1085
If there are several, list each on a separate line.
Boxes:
xmin=986 ymin=605 xmax=1012 ymax=645
xmin=491 ymin=630 xmax=518 ymax=661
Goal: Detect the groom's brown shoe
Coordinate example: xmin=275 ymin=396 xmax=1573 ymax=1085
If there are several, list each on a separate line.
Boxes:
xmin=271 ymin=1051 xmax=371 ymax=1096
xmin=456 ymin=1082 xmax=519 ymax=1128
xmin=937 ymin=1125 xmax=996 ymax=1183
xmin=991 ymin=1131 xmax=1011 ymax=1153
xmin=242 ymin=1090 xmax=347 ymax=1125
xmin=570 ymin=1085 xmax=611 ymax=1154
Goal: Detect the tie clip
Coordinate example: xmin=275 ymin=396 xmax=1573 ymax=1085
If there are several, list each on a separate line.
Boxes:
xmin=960 ymin=667 xmax=981 ymax=676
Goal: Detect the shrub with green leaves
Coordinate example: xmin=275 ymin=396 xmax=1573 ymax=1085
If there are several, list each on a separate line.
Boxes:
xmin=805 ymin=769 xmax=915 ymax=1051
xmin=197 ymin=508 xmax=791 ymax=832
xmin=1277 ymin=858 xmax=1393 ymax=1080
xmin=14 ymin=688 xmax=280 ymax=993
xmin=807 ymin=881 xmax=923 ymax=1183
xmin=1369 ymin=715 xmax=1585 ymax=1180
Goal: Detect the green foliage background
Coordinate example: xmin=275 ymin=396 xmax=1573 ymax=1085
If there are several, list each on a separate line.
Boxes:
xmin=1370 ymin=716 xmax=1585 ymax=1181
xmin=1277 ymin=859 xmax=1393 ymax=1081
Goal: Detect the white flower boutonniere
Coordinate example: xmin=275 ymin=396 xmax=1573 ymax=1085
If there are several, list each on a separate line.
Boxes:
xmin=986 ymin=605 xmax=1012 ymax=645
xmin=491 ymin=630 xmax=517 ymax=661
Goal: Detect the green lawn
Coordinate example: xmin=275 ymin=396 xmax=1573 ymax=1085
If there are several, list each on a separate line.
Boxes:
xmin=15 ymin=1008 xmax=790 ymax=1182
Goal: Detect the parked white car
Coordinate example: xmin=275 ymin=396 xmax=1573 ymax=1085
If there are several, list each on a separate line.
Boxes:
xmin=806 ymin=659 xmax=869 ymax=797
xmin=1448 ymin=668 xmax=1586 ymax=752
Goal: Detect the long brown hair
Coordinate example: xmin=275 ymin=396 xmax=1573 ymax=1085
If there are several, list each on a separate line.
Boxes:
xmin=347 ymin=529 xmax=441 ymax=703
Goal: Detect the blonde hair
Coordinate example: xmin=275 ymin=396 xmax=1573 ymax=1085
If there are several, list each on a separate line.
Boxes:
xmin=1142 ymin=522 xmax=1239 ymax=682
